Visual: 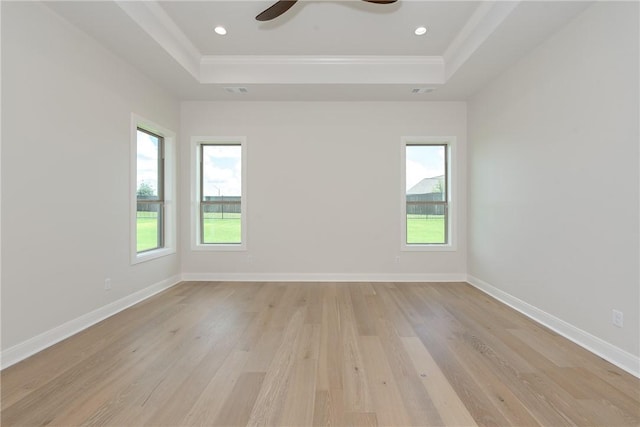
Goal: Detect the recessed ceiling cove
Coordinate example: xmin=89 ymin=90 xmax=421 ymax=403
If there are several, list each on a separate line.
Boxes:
xmin=46 ymin=1 xmax=593 ymax=100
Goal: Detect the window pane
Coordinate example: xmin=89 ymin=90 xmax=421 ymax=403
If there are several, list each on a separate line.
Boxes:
xmin=406 ymin=145 xmax=447 ymax=244
xmin=137 ymin=202 xmax=163 ymax=252
xmin=136 ymin=130 xmax=161 ymax=201
xmin=406 ymin=209 xmax=446 ymax=244
xmin=137 ymin=129 xmax=163 ymax=253
xmin=202 ymin=145 xmax=242 ymax=244
xmin=202 ymin=204 xmax=241 ymax=244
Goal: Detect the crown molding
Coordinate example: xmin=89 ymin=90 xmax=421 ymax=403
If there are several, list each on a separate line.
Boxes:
xmin=200 ymin=55 xmax=445 ymax=85
xmin=115 ymin=0 xmax=201 ymax=80
xmin=115 ymin=0 xmax=519 ymax=86
xmin=443 ymin=0 xmax=520 ymax=80
xmin=202 ymin=55 xmax=444 ymax=66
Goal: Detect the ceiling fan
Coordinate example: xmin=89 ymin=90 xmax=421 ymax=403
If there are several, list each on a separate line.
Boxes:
xmin=256 ymin=0 xmax=398 ymax=22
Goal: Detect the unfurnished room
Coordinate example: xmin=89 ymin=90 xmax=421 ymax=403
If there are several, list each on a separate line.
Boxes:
xmin=1 ymin=1 xmax=639 ymax=426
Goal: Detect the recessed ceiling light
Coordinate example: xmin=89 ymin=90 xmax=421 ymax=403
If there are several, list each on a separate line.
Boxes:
xmin=214 ymin=26 xmax=227 ymax=36
xmin=224 ymin=87 xmax=248 ymax=94
xmin=414 ymin=26 xmax=427 ymax=36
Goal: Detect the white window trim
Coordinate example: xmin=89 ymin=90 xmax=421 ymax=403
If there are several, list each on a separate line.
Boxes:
xmin=401 ymin=136 xmax=457 ymax=252
xmin=191 ymin=136 xmax=247 ymax=251
xmin=130 ymin=114 xmax=177 ymax=264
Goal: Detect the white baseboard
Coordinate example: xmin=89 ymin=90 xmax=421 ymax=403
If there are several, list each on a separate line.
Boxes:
xmin=181 ymin=272 xmax=467 ymax=283
xmin=1 ymin=275 xmax=182 ymax=370
xmin=14 ymin=272 xmax=634 ymax=379
xmin=466 ymin=275 xmax=640 ymax=378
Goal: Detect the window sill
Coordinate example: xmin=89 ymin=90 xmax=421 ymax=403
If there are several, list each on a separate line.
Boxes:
xmin=191 ymin=243 xmax=247 ymax=252
xmin=132 ymin=247 xmax=176 ymax=265
xmin=401 ymin=244 xmax=457 ymax=252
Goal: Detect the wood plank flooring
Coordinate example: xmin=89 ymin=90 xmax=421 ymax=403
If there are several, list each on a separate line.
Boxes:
xmin=2 ymin=281 xmax=639 ymax=426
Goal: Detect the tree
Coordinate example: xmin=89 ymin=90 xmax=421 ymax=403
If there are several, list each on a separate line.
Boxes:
xmin=137 ymin=182 xmax=155 ymax=198
xmin=433 ymin=178 xmax=444 ymax=194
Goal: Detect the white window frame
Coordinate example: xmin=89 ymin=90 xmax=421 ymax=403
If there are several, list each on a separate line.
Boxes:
xmin=401 ymin=136 xmax=456 ymax=252
xmin=130 ymin=114 xmax=176 ymax=264
xmin=191 ymin=136 xmax=247 ymax=251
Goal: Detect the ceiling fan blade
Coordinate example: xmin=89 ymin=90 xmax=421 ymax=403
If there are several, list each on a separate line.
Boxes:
xmin=361 ymin=0 xmax=398 ymax=3
xmin=256 ymin=0 xmax=298 ymax=21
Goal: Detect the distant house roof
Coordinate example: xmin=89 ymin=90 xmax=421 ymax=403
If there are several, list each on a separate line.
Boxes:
xmin=407 ymin=175 xmax=444 ymax=194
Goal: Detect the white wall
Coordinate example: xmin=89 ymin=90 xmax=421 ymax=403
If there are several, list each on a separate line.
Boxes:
xmin=468 ymin=1 xmax=639 ymax=364
xmin=1 ymin=3 xmax=180 ymax=352
xmin=5 ymin=0 xmax=635 ymax=377
xmin=180 ymin=102 xmax=467 ymax=280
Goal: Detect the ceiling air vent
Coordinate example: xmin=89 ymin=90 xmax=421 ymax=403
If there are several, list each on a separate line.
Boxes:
xmin=224 ymin=87 xmax=248 ymax=94
xmin=411 ymin=88 xmax=434 ymax=94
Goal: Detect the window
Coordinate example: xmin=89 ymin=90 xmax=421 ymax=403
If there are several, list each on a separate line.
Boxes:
xmin=192 ymin=137 xmax=246 ymax=250
xmin=401 ymin=138 xmax=454 ymax=250
xmin=136 ymin=128 xmax=164 ymax=252
xmin=131 ymin=115 xmax=176 ymax=263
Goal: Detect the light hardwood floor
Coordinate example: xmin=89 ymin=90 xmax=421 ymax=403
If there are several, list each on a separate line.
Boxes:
xmin=2 ymin=281 xmax=639 ymax=426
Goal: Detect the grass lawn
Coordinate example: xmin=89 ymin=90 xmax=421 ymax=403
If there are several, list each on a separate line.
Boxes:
xmin=137 ymin=212 xmax=444 ymax=249
xmin=202 ymin=212 xmax=241 ymax=244
xmin=137 ymin=212 xmax=160 ymax=252
xmin=137 ymin=212 xmax=242 ymax=249
xmin=407 ymin=215 xmax=446 ymax=244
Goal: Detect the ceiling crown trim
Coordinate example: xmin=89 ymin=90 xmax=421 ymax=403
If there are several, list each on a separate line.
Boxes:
xmin=116 ymin=0 xmax=517 ymax=86
xmin=202 ymin=55 xmax=444 ymax=66
xmin=116 ymin=0 xmax=202 ymax=79
xmin=200 ymin=55 xmax=445 ymax=85
xmin=443 ymin=0 xmax=520 ymax=79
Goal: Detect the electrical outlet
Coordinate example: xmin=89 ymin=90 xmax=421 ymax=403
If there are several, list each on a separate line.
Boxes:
xmin=104 ymin=278 xmax=112 ymax=291
xmin=612 ymin=309 xmax=623 ymax=328
xmin=395 ymin=256 xmax=400 ymax=264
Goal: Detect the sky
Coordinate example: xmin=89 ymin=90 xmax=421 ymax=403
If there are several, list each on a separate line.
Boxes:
xmin=137 ymin=134 xmax=242 ymax=198
xmin=137 ymin=130 xmax=160 ymax=195
xmin=138 ymin=136 xmax=438 ymax=196
xmin=406 ymin=145 xmax=445 ymax=191
xmin=202 ymin=145 xmax=242 ymax=197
